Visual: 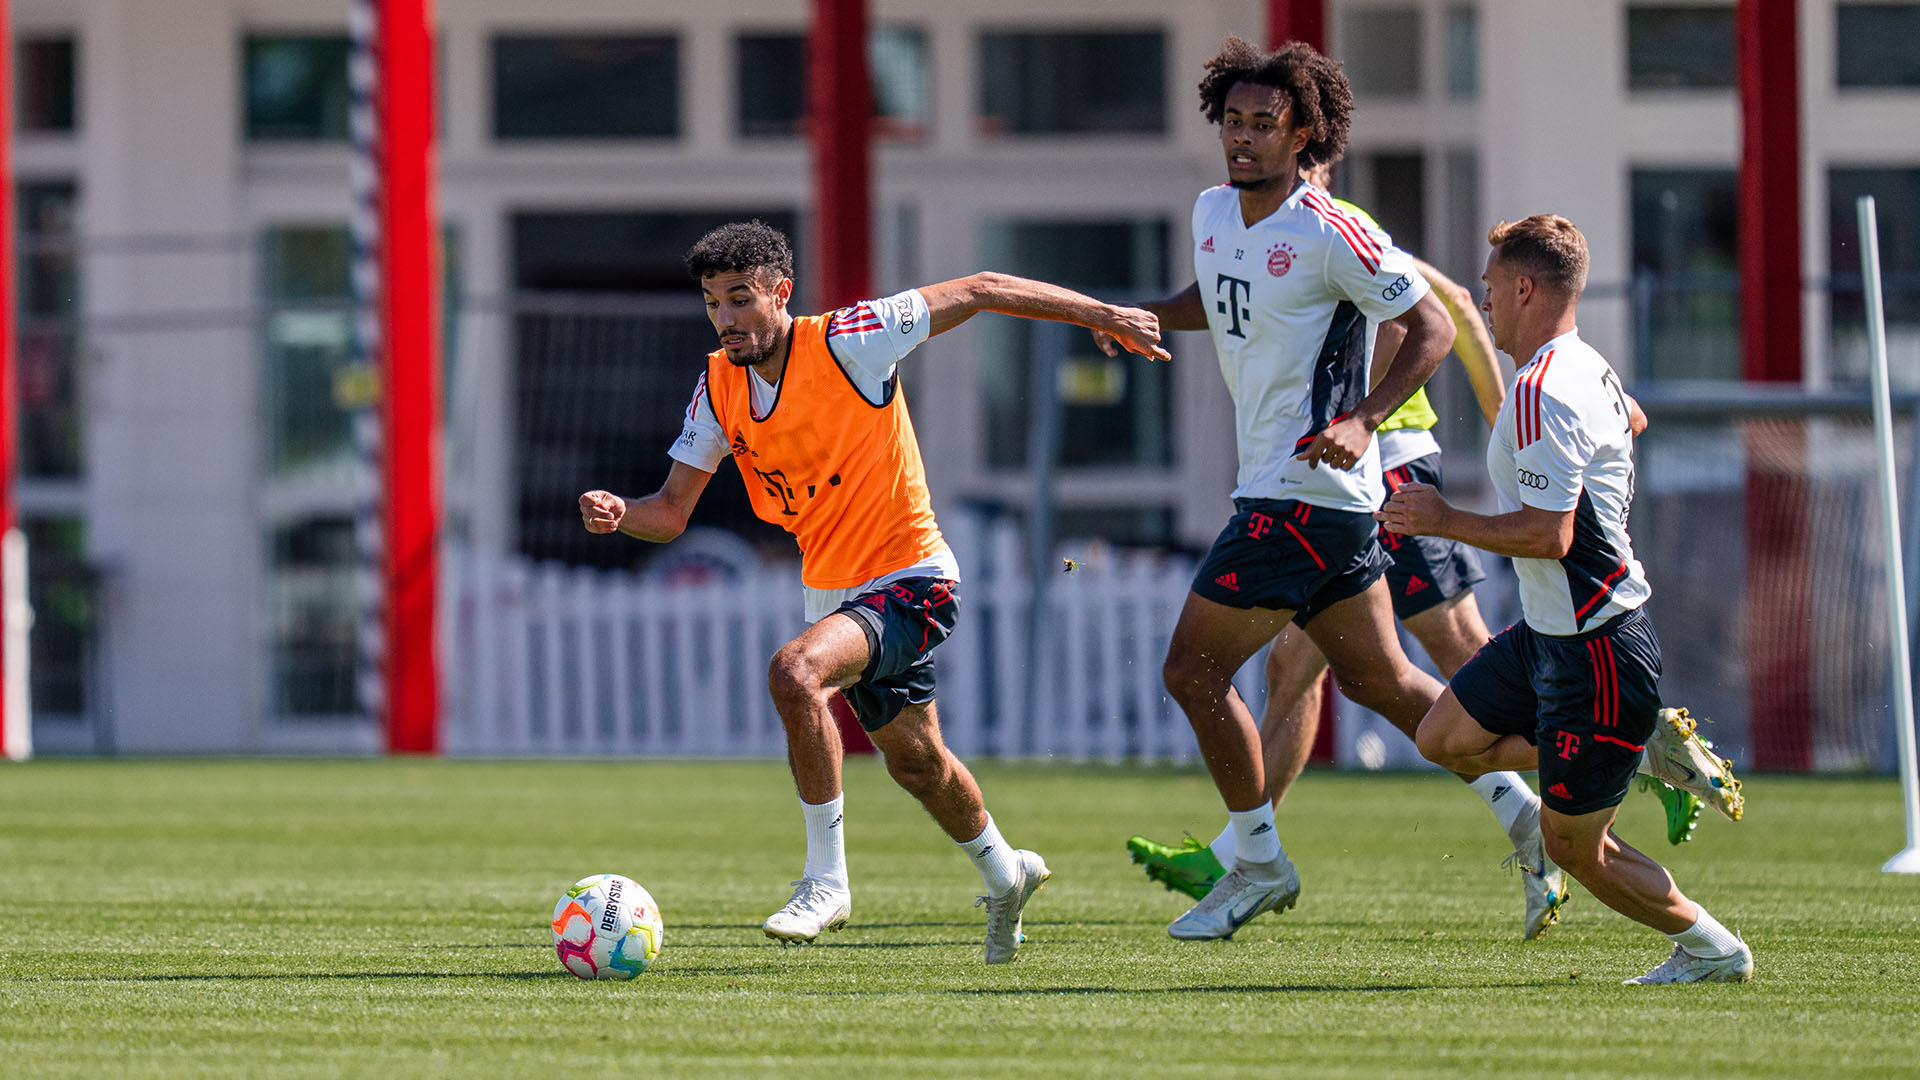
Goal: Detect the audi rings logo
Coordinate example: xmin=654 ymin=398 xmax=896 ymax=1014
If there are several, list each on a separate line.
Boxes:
xmin=1380 ymin=274 xmax=1413 ymax=301
xmin=1516 ymin=468 xmax=1550 ymax=489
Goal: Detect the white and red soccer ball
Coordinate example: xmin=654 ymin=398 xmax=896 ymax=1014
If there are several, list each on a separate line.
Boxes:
xmin=551 ymin=874 xmax=664 ymax=980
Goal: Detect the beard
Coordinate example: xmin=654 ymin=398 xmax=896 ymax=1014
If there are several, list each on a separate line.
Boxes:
xmin=723 ymin=338 xmax=772 ymax=367
xmin=1229 ymin=172 xmax=1287 ymax=192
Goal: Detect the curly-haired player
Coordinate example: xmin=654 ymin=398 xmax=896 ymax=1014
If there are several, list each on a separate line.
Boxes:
xmin=1094 ymin=37 xmax=1560 ymax=942
xmin=581 ymin=220 xmax=1167 ymax=964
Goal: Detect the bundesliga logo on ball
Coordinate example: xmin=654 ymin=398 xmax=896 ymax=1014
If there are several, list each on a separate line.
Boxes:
xmin=551 ymin=874 xmax=665 ymax=980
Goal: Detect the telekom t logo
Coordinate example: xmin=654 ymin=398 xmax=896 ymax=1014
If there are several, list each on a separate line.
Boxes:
xmin=1215 ymin=274 xmax=1253 ymax=339
xmin=1247 ymin=511 xmax=1274 ymax=539
xmin=1555 ymin=731 xmax=1581 ymax=760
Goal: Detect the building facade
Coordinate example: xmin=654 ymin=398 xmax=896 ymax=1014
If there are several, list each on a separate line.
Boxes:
xmin=14 ymin=0 xmax=1920 ymax=750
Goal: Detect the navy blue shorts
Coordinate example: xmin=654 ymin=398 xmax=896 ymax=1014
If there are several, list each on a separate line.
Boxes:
xmin=831 ymin=577 xmax=959 ymax=732
xmin=1379 ymin=454 xmax=1486 ymax=619
xmin=1191 ymin=498 xmax=1391 ymax=624
xmin=1449 ymin=606 xmax=1663 ymax=816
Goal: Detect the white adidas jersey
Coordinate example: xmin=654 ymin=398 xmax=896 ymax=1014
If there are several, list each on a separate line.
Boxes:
xmin=1192 ymin=182 xmax=1430 ymax=513
xmin=1488 ymin=330 xmax=1651 ymax=635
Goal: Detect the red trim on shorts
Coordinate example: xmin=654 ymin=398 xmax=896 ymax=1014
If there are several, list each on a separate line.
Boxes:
xmin=1283 ymin=521 xmax=1326 ymax=570
xmin=1592 ymin=732 xmax=1644 ymax=752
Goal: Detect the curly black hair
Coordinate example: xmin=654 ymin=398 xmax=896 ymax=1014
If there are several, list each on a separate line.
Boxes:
xmin=1196 ymin=37 xmax=1353 ymax=169
xmin=684 ymin=220 xmax=794 ymax=284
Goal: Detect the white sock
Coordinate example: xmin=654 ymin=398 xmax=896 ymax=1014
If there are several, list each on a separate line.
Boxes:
xmin=1469 ymin=771 xmax=1538 ymax=841
xmin=1209 ymin=823 xmax=1235 ymax=868
xmin=1227 ymin=804 xmax=1283 ymax=867
xmin=801 ymin=794 xmax=849 ymax=893
xmin=959 ymin=814 xmax=1021 ymax=896
xmin=1669 ymin=905 xmax=1743 ymax=959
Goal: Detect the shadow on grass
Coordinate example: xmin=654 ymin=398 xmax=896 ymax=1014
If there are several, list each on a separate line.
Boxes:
xmin=27 ymin=971 xmax=570 ymax=982
xmin=813 ymin=981 xmax=1551 ymax=997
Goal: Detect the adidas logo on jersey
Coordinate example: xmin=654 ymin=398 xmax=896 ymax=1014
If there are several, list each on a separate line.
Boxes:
xmin=1200 ymin=235 xmax=1215 ymax=252
xmin=1548 ymin=782 xmax=1572 ymax=800
xmin=1214 ymin=572 xmax=1240 ymax=592
xmin=1406 ymin=575 xmax=1430 ymax=595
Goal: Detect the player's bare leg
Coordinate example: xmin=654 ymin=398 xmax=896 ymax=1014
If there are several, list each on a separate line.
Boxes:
xmin=1128 ymin=626 xmax=1326 ymax=899
xmin=868 ymin=700 xmax=1049 ymax=963
xmin=1162 ymin=592 xmax=1296 ymax=811
xmin=761 ymin=614 xmax=873 ymax=944
xmin=1161 ymin=593 xmax=1303 ymax=939
xmin=864 ymin=700 xmax=986 ymax=841
xmin=1400 ymin=591 xmax=1491 ymax=677
xmin=766 ymin=614 xmax=871 ymax=804
xmin=1260 ymin=626 xmax=1330 ymax=806
xmin=1543 ymin=805 xmax=1753 ymax=984
xmin=1300 ymin=581 xmax=1443 ymax=734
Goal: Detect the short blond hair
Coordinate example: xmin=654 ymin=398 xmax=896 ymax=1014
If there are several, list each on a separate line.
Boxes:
xmin=1487 ymin=215 xmax=1588 ymax=298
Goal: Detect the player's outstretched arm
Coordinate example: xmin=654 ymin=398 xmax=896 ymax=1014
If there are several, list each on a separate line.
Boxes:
xmin=918 ymin=272 xmax=1172 ymax=361
xmin=579 ymin=461 xmax=714 ymax=543
xmin=1090 ymin=282 xmax=1204 ymax=357
xmin=1413 ymin=257 xmax=1505 ymax=426
xmin=1375 ymin=481 xmax=1574 ymax=559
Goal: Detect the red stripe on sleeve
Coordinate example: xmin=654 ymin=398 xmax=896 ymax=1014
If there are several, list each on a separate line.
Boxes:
xmin=1301 ymin=193 xmax=1381 ymax=275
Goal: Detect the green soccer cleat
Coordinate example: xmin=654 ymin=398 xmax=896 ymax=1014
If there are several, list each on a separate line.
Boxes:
xmin=1127 ymin=834 xmax=1226 ymax=901
xmin=1641 ymin=776 xmax=1703 ymax=846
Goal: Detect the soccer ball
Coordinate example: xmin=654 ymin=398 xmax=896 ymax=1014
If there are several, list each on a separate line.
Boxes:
xmin=551 ymin=874 xmax=664 ymax=980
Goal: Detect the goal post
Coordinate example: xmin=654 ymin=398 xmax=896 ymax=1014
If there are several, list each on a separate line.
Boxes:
xmin=1860 ymin=195 xmax=1920 ymax=874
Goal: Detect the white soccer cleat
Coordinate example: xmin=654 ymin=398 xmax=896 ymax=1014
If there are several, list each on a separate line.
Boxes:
xmin=977 ymin=849 xmax=1051 ymax=964
xmin=763 ymin=878 xmax=852 ymax=944
xmin=1506 ymin=801 xmax=1569 ymax=941
xmin=1167 ymin=857 xmax=1301 ymax=941
xmin=1624 ymin=941 xmax=1755 ymax=985
xmin=1641 ymin=707 xmax=1744 ymax=821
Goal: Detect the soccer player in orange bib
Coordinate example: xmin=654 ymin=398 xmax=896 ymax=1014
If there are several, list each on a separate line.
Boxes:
xmin=580 ymin=221 xmax=1166 ymax=963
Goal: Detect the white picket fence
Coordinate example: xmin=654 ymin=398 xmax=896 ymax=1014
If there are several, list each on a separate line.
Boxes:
xmin=443 ymin=522 xmax=1274 ymax=760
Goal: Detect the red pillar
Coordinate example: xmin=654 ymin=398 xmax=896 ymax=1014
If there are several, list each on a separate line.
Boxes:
xmin=1738 ymin=0 xmax=1810 ymax=771
xmin=380 ymin=0 xmax=441 ymax=754
xmin=1269 ymin=0 xmax=1327 ymax=52
xmin=809 ymin=0 xmax=872 ymax=311
xmin=0 ymin=0 xmax=21 ymax=761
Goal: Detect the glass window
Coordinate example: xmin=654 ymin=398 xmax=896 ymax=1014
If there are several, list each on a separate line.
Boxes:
xmin=1342 ymin=8 xmax=1423 ymax=98
xmin=1630 ymin=168 xmax=1739 ymax=380
xmin=19 ymin=181 xmax=82 ymax=479
xmin=978 ymin=219 xmax=1170 ymax=470
xmin=1837 ymin=4 xmax=1920 ymax=89
xmin=1626 ymin=5 xmax=1736 ymax=90
xmin=24 ymin=516 xmax=94 ymax=720
xmin=270 ymin=516 xmax=358 ymax=716
xmin=244 ymin=35 xmax=350 ymax=141
xmin=492 ymin=35 xmax=678 ymax=139
xmin=18 ymin=37 xmax=77 ymax=133
xmin=262 ymin=227 xmax=355 ymax=481
xmin=1443 ymin=5 xmax=1478 ymax=99
xmin=737 ymin=26 xmax=930 ymax=140
xmin=978 ymin=30 xmax=1164 ymax=136
xmin=1829 ymin=168 xmax=1920 ymax=387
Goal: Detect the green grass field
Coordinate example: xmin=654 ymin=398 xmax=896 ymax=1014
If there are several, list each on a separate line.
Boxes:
xmin=2 ymin=760 xmax=1917 ymax=1078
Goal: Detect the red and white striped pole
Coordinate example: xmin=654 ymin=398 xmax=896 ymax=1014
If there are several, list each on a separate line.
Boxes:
xmin=0 ymin=0 xmax=28 ymax=764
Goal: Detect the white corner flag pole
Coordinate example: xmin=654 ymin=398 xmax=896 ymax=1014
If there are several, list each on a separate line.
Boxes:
xmin=1861 ymin=195 xmax=1920 ymax=873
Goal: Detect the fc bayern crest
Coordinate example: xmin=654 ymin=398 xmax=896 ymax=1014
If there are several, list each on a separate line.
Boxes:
xmin=1268 ymin=244 xmax=1295 ymax=278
